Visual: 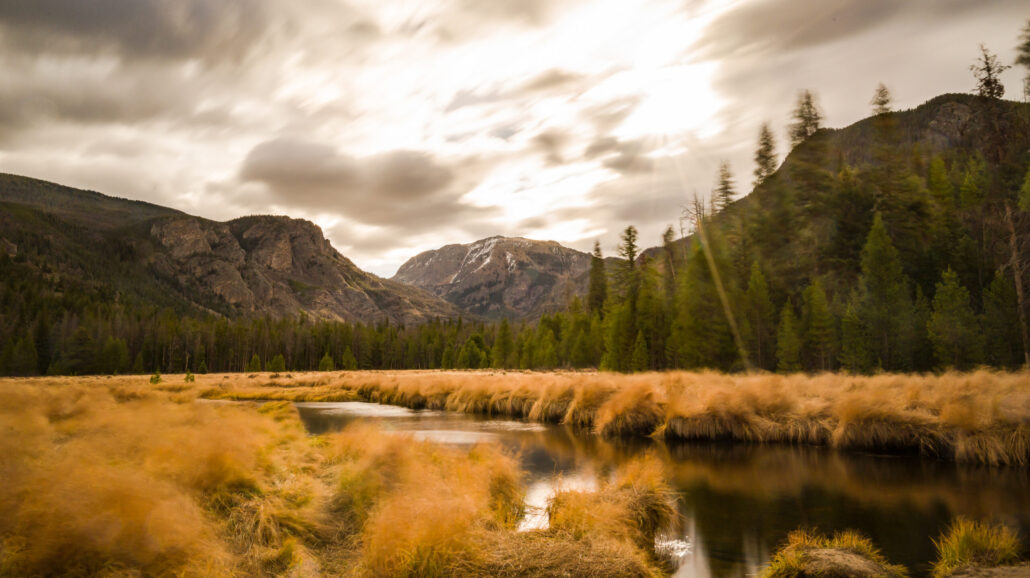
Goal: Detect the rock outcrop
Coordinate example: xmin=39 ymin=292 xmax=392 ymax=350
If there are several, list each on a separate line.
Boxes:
xmin=392 ymin=236 xmax=595 ymax=319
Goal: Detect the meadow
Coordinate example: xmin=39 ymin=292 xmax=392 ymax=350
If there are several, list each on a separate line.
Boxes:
xmin=1 ymin=371 xmax=1027 ymax=577
xmin=0 ymin=375 xmax=677 ymax=576
xmin=204 ymin=369 xmax=1030 ymax=466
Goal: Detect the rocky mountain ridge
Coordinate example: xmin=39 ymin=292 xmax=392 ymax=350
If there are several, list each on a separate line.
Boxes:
xmin=0 ymin=174 xmax=460 ymax=324
xmin=392 ymin=236 xmax=598 ymax=319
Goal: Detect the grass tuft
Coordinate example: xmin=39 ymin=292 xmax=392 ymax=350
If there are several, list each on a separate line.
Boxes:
xmin=763 ymin=528 xmax=909 ymax=578
xmin=932 ymin=517 xmax=1022 ymax=577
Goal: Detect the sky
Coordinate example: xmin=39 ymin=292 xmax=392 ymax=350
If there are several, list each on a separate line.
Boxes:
xmin=0 ymin=0 xmax=1027 ymax=277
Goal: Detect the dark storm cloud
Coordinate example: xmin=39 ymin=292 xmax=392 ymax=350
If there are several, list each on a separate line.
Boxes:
xmin=239 ymin=137 xmax=489 ymax=231
xmin=0 ymin=0 xmax=272 ymax=62
xmin=0 ymin=61 xmax=199 ymax=136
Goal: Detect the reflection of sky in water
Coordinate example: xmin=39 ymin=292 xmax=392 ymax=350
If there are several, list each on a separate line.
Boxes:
xmin=293 ymin=401 xmax=1030 ymax=578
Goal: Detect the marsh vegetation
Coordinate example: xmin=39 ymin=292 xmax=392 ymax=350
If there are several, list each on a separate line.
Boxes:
xmin=1 ymin=371 xmax=1027 ymax=576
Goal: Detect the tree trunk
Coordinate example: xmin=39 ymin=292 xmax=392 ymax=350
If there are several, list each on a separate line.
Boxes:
xmin=1005 ymin=204 xmax=1030 ymax=368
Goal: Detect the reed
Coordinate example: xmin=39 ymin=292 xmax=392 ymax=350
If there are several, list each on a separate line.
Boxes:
xmin=201 ymin=369 xmax=1030 ymax=466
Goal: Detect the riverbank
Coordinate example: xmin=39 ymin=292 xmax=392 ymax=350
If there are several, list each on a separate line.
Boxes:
xmin=0 ymin=377 xmax=675 ymax=576
xmin=197 ymin=369 xmax=1030 ymax=466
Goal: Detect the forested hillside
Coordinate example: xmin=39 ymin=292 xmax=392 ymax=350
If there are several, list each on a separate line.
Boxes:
xmin=2 ymin=91 xmax=1029 ymax=376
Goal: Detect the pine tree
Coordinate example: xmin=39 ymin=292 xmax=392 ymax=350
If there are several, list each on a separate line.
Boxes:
xmin=928 ymin=269 xmax=983 ymax=369
xmin=661 ymin=226 xmax=678 ymax=304
xmin=928 ymin=156 xmax=955 ymax=208
xmin=535 ymin=327 xmax=559 ymax=368
xmin=970 ymin=43 xmax=1009 ymax=99
xmin=1018 ymin=165 xmax=1030 ymax=212
xmin=132 ymin=351 xmax=145 ymax=373
xmin=983 ymin=269 xmax=1023 ymax=368
xmin=801 ymin=279 xmax=836 ymax=371
xmin=441 ymin=344 xmax=455 ymax=369
xmin=745 ymin=261 xmax=775 ymax=370
xmin=267 ymin=353 xmax=286 ymax=373
xmin=839 ymin=295 xmax=872 ymax=373
xmin=587 ymin=241 xmax=608 ymax=317
xmin=789 ymin=90 xmax=821 ymax=148
xmin=492 ymin=319 xmax=514 ymax=369
xmin=1019 ymin=20 xmax=1030 ymax=99
xmin=631 ymin=331 xmax=648 ymax=373
xmin=318 ymin=351 xmax=335 ymax=372
xmin=246 ymin=353 xmax=262 ymax=373
xmin=871 ymin=82 xmax=892 ymax=115
xmin=10 ymin=335 xmax=38 ymax=376
xmin=863 ymin=214 xmax=910 ymax=369
xmin=714 ymin=161 xmax=736 ymax=212
xmin=776 ymin=300 xmax=802 ymax=373
xmin=753 ymin=122 xmax=778 ymax=188
xmin=341 ymin=346 xmax=358 ymax=370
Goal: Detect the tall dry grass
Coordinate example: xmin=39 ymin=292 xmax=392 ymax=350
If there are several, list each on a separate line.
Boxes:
xmin=204 ymin=369 xmax=1030 ymax=466
xmin=0 ymin=378 xmax=328 ymax=576
xmin=0 ymin=375 xmax=675 ymax=577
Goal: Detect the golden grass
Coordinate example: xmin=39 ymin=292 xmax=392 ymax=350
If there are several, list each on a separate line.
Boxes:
xmin=0 ymin=375 xmax=673 ymax=577
xmin=932 ymin=518 xmax=1023 ymax=577
xmin=762 ymin=528 xmax=910 ymax=578
xmin=199 ymin=369 xmax=1030 ymax=466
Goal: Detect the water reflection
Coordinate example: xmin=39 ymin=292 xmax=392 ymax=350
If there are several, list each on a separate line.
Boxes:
xmin=294 ymin=401 xmax=1030 ymax=578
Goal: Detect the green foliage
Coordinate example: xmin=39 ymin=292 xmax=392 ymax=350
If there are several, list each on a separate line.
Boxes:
xmin=753 ymin=123 xmax=778 ymax=188
xmin=932 ymin=518 xmax=1021 ymax=577
xmin=245 ymin=354 xmax=262 ymax=373
xmin=631 ymin=331 xmax=648 ymax=373
xmin=982 ymin=270 xmax=1023 ymax=368
xmin=848 ymin=214 xmax=913 ymax=372
xmin=928 ymin=269 xmax=984 ymax=370
xmin=587 ymin=241 xmax=607 ymax=317
xmin=318 ymin=352 xmax=335 ymax=372
xmin=801 ymin=279 xmax=836 ymax=371
xmin=970 ymin=43 xmax=1010 ymax=99
xmin=1019 ymin=165 xmax=1030 ymax=212
xmin=714 ymin=161 xmax=736 ymax=211
xmin=776 ymin=301 xmax=802 ymax=373
xmin=150 ymin=370 xmax=162 ymax=385
xmin=745 ymin=262 xmax=776 ymax=371
xmin=267 ymin=354 xmax=286 ymax=373
xmin=184 ymin=370 xmax=195 ymax=383
xmin=340 ymin=347 xmax=358 ymax=370
xmin=788 ymin=89 xmax=821 ymax=147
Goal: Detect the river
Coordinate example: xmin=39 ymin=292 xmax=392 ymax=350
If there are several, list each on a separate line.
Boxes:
xmin=295 ymin=401 xmax=1030 ymax=577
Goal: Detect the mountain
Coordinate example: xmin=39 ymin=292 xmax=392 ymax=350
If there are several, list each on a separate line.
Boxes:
xmin=0 ymin=174 xmax=460 ymax=324
xmin=392 ymin=236 xmax=601 ymax=319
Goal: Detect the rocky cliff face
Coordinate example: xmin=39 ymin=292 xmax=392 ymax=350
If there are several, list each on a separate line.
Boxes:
xmin=0 ymin=174 xmax=461 ymax=324
xmin=392 ymin=236 xmax=594 ymax=319
xmin=143 ymin=214 xmax=462 ymax=323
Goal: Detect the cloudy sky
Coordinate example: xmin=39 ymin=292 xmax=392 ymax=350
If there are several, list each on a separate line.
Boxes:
xmin=0 ymin=0 xmax=1027 ymax=276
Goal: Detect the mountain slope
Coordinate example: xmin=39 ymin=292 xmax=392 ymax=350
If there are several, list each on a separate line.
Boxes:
xmin=392 ymin=236 xmax=597 ymax=319
xmin=0 ymin=174 xmax=461 ymax=324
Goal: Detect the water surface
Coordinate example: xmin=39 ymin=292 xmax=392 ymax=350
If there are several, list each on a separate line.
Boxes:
xmin=295 ymin=401 xmax=1030 ymax=577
